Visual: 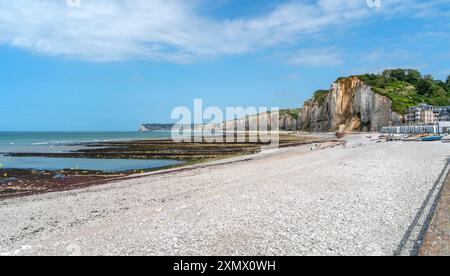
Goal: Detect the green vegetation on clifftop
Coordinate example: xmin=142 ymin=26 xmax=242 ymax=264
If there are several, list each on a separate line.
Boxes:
xmin=357 ymin=69 xmax=450 ymax=114
xmin=313 ymin=90 xmax=329 ymax=107
xmin=279 ymin=108 xmax=301 ymax=120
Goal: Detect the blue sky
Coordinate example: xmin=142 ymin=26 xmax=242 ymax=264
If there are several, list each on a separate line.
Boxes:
xmin=0 ymin=0 xmax=449 ymax=131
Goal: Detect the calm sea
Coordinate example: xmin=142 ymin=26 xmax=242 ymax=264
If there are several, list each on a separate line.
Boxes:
xmin=0 ymin=131 xmax=181 ymax=172
xmin=0 ymin=131 xmax=172 ymax=153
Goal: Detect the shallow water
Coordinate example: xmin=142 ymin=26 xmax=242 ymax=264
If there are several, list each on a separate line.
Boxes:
xmin=0 ymin=155 xmax=183 ymax=172
xmin=0 ymin=131 xmax=172 ymax=153
xmin=0 ymin=132 xmax=185 ymax=172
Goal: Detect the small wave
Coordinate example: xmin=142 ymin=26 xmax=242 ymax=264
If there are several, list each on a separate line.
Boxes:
xmin=32 ymin=141 xmax=81 ymax=145
xmin=53 ymin=140 xmax=104 ymax=144
xmin=53 ymin=141 xmax=76 ymax=144
xmin=31 ymin=142 xmax=49 ymax=145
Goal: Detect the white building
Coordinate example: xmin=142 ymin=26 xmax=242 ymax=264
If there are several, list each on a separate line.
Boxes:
xmin=405 ymin=104 xmax=440 ymax=124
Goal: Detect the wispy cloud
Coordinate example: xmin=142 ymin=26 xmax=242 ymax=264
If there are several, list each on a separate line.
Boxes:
xmin=284 ymin=73 xmax=301 ymax=80
xmin=0 ymin=0 xmax=446 ymax=62
xmin=358 ymin=48 xmax=415 ymax=63
xmin=284 ymin=48 xmax=344 ymax=66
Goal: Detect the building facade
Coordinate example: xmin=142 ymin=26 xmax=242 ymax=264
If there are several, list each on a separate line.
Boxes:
xmin=405 ymin=104 xmax=450 ymax=124
xmin=387 ymin=104 xmax=450 ymax=134
xmin=439 ymin=106 xmax=450 ymax=121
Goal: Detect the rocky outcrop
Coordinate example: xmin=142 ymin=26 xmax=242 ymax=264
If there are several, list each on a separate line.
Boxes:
xmin=299 ymin=77 xmax=403 ymax=133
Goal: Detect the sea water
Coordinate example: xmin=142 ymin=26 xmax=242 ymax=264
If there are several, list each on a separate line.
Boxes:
xmin=0 ymin=131 xmax=172 ymax=153
xmin=0 ymin=131 xmax=180 ymax=172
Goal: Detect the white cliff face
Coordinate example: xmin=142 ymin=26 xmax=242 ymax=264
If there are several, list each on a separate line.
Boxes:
xmin=141 ymin=77 xmax=400 ymax=134
xmin=299 ymin=77 xmax=403 ymax=133
xmin=202 ymin=111 xmax=300 ymax=132
xmin=139 ymin=125 xmax=150 ymax=132
xmin=280 ymin=113 xmax=299 ymax=130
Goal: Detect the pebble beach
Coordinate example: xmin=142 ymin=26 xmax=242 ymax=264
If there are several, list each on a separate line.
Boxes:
xmin=0 ymin=134 xmax=449 ymax=256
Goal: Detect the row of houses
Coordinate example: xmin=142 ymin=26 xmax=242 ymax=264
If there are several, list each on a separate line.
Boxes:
xmin=381 ymin=104 xmax=450 ymax=134
xmin=405 ymin=104 xmax=450 ymax=124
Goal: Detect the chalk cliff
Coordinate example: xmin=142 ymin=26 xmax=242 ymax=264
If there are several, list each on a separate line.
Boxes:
xmin=203 ymin=110 xmax=301 ymax=132
xmin=299 ymin=77 xmax=403 ymax=133
xmin=140 ymin=124 xmax=175 ymax=131
xmin=141 ymin=76 xmax=403 ymax=133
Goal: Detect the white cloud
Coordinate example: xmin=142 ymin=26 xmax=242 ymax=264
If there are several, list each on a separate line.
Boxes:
xmin=284 ymin=48 xmax=344 ymax=66
xmin=358 ymin=48 xmax=415 ymax=63
xmin=0 ymin=0 xmax=445 ymax=62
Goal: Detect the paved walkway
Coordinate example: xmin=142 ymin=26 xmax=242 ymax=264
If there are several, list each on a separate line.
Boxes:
xmin=420 ymin=172 xmax=450 ymax=256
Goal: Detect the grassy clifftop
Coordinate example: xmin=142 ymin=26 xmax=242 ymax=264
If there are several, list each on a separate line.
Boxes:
xmin=356 ymin=69 xmax=450 ymax=114
xmin=279 ymin=108 xmax=301 ymax=120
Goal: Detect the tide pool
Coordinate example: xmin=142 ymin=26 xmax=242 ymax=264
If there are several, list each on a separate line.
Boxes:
xmin=0 ymin=155 xmax=183 ymax=172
